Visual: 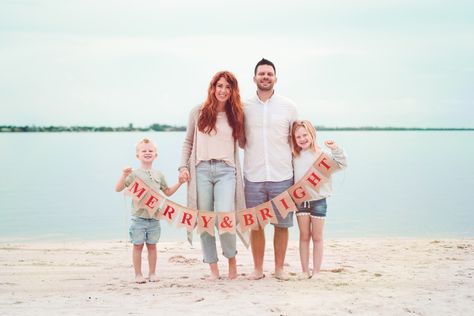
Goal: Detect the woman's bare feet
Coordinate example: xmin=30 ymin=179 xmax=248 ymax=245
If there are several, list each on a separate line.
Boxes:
xmin=228 ymin=257 xmax=237 ymax=280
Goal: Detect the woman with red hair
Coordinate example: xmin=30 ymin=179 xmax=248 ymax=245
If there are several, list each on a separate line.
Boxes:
xmin=179 ymin=71 xmax=245 ymax=280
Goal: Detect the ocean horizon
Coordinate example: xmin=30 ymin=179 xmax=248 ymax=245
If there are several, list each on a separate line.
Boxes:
xmin=0 ymin=131 xmax=473 ymax=242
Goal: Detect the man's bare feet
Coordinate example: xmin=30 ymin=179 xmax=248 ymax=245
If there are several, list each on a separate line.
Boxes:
xmin=274 ymin=271 xmax=290 ymax=281
xmin=247 ymin=270 xmax=265 ymax=280
xmin=148 ymin=274 xmax=159 ymax=282
xmin=135 ymin=274 xmax=146 ymax=284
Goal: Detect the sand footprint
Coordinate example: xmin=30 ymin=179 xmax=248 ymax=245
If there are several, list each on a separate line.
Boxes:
xmin=168 ymin=255 xmax=199 ymax=264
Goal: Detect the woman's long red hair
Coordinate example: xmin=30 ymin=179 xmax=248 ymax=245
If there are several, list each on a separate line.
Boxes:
xmin=198 ymin=71 xmax=244 ymax=140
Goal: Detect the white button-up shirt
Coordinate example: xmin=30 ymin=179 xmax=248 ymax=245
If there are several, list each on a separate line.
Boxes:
xmin=243 ymin=93 xmax=298 ymax=182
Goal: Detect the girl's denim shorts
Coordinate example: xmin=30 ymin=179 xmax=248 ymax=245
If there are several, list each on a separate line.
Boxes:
xmin=296 ymin=198 xmax=327 ymax=218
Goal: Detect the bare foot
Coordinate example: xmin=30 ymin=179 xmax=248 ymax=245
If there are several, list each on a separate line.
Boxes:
xmin=135 ymin=274 xmax=146 ymax=284
xmin=247 ymin=271 xmax=265 ymax=280
xmin=206 ymin=273 xmax=220 ymax=281
xmin=311 ymin=271 xmax=321 ymax=279
xmin=297 ymin=271 xmax=311 ymax=280
xmin=206 ymin=262 xmax=220 ymax=281
xmin=228 ymin=271 xmax=238 ymax=280
xmin=228 ymin=257 xmax=237 ymax=280
xmin=148 ymin=274 xmax=159 ymax=282
xmin=274 ymin=271 xmax=290 ymax=281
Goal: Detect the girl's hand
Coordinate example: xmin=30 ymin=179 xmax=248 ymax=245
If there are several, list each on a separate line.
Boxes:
xmin=122 ymin=167 xmax=133 ymax=177
xmin=179 ymin=167 xmax=191 ymax=183
xmin=324 ymin=140 xmax=338 ymax=150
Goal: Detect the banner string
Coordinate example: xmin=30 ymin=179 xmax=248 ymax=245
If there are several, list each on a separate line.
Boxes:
xmin=124 ymin=152 xmax=343 ymax=237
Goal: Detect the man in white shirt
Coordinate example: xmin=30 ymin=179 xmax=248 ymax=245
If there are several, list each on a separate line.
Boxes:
xmin=243 ymin=58 xmax=298 ymax=280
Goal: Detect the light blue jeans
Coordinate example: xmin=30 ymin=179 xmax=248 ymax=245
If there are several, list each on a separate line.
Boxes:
xmin=196 ymin=160 xmax=237 ymax=263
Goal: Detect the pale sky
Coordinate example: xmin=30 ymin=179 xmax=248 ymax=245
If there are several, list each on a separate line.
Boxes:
xmin=1 ymin=0 xmax=473 ymax=128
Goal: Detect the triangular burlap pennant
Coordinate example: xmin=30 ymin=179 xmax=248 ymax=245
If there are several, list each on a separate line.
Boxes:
xmin=255 ymin=201 xmax=278 ymax=228
xmin=158 ymin=199 xmax=181 ymax=225
xmin=236 ymin=226 xmax=250 ymax=248
xmin=288 ymin=180 xmax=312 ymax=205
xmin=125 ymin=177 xmax=149 ymax=202
xmin=302 ymin=166 xmax=328 ymax=193
xmin=217 ymin=212 xmax=236 ymax=235
xmin=141 ymin=190 xmax=165 ymax=218
xmin=272 ymin=190 xmax=297 ymax=219
xmin=176 ymin=208 xmax=197 ymax=232
xmin=237 ymin=208 xmax=258 ymax=231
xmin=314 ymin=152 xmax=341 ymax=177
xmin=197 ymin=210 xmax=216 ymax=236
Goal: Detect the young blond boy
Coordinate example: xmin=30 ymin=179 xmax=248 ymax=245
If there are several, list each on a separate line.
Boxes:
xmin=115 ymin=138 xmax=184 ymax=283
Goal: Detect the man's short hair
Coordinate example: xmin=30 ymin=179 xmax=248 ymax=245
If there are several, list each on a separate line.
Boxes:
xmin=254 ymin=58 xmax=276 ymax=75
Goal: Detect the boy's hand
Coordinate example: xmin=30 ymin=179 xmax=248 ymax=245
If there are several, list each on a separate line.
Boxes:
xmin=324 ymin=140 xmax=338 ymax=150
xmin=179 ymin=167 xmax=190 ymax=183
xmin=122 ymin=167 xmax=133 ymax=177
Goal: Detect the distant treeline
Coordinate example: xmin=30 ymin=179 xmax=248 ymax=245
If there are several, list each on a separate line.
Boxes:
xmin=0 ymin=124 xmax=472 ymax=133
xmin=314 ymin=126 xmax=473 ymax=131
xmin=0 ymin=123 xmax=186 ymax=133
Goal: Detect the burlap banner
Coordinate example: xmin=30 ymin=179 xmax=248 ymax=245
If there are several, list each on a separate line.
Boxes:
xmin=124 ymin=152 xmax=340 ymax=239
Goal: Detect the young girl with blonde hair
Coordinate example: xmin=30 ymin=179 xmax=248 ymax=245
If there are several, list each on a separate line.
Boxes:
xmin=291 ymin=120 xmax=347 ymax=279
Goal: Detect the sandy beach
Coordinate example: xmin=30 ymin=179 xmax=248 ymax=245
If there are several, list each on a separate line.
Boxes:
xmin=1 ymin=238 xmax=473 ymax=316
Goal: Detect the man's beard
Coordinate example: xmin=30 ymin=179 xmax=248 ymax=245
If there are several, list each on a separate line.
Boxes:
xmin=257 ymin=81 xmax=274 ymax=91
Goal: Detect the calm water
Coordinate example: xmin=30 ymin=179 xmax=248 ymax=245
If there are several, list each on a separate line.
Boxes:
xmin=0 ymin=131 xmax=473 ymax=242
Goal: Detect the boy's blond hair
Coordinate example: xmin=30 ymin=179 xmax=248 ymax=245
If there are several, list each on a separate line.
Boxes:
xmin=290 ymin=120 xmax=317 ymax=156
xmin=135 ymin=138 xmax=157 ymax=152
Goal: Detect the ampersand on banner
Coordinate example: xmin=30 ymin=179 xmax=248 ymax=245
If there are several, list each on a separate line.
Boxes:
xmin=218 ymin=212 xmax=236 ymax=235
xmin=221 ymin=216 xmax=233 ymax=228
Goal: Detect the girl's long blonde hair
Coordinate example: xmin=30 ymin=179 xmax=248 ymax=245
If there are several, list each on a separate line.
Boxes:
xmin=290 ymin=120 xmax=317 ymax=156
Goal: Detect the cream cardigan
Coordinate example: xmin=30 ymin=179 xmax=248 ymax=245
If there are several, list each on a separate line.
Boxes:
xmin=180 ymin=105 xmax=248 ymax=247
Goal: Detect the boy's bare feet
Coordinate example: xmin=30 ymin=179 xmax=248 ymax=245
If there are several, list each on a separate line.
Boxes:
xmin=207 ymin=262 xmax=220 ymax=281
xmin=207 ymin=273 xmax=220 ymax=281
xmin=135 ymin=274 xmax=146 ymax=284
xmin=148 ymin=274 xmax=159 ymax=282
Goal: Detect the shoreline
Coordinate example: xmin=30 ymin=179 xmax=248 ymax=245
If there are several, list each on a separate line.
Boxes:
xmin=1 ymin=238 xmax=473 ymax=315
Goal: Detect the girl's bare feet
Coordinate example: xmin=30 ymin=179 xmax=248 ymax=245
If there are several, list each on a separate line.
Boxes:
xmin=297 ymin=271 xmax=311 ymax=280
xmin=135 ymin=274 xmax=146 ymax=284
xmin=148 ymin=274 xmax=159 ymax=282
